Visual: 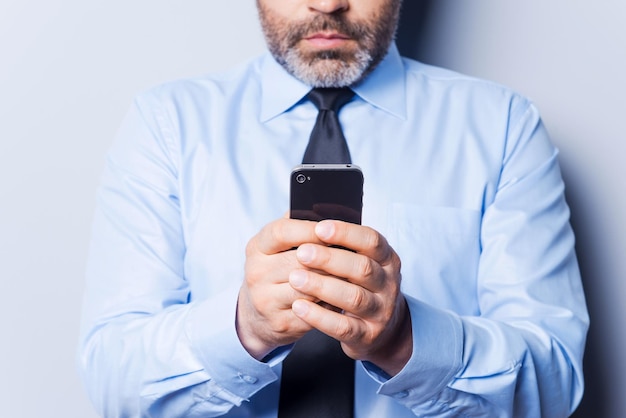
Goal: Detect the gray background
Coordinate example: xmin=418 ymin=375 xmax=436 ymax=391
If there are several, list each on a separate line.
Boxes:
xmin=0 ymin=1 xmax=623 ymax=417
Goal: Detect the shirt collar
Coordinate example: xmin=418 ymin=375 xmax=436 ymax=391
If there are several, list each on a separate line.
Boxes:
xmin=260 ymin=43 xmax=407 ymax=122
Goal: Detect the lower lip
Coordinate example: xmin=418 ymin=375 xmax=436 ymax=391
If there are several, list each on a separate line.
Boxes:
xmin=304 ymin=37 xmax=350 ymax=49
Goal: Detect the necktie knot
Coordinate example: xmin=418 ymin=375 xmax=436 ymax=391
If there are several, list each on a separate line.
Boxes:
xmin=307 ymin=87 xmax=355 ymax=112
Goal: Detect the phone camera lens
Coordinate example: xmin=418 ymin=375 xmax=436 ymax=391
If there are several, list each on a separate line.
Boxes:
xmin=296 ymin=174 xmax=306 ymax=184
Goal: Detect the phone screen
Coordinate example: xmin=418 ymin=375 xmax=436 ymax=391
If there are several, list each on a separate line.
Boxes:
xmin=290 ymin=164 xmax=363 ymax=225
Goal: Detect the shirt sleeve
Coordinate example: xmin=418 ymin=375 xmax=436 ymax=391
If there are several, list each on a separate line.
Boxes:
xmin=366 ymin=98 xmax=589 ymax=417
xmin=77 ymin=93 xmax=278 ymax=417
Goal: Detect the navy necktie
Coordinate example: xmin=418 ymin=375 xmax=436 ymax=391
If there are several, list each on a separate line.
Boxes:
xmin=302 ymin=87 xmax=355 ymax=164
xmin=278 ymin=88 xmax=356 ymax=418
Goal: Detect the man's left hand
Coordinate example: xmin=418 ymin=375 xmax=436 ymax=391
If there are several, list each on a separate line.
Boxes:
xmin=288 ymin=219 xmax=412 ymax=376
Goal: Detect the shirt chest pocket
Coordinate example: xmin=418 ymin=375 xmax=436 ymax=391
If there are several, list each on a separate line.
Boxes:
xmin=386 ymin=204 xmax=482 ymax=315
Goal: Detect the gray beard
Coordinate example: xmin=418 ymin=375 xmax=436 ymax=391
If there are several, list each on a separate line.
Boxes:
xmin=257 ymin=0 xmax=401 ymax=88
xmin=280 ymin=47 xmax=373 ymax=88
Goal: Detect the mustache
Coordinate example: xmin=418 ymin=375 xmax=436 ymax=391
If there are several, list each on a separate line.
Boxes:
xmin=286 ymin=15 xmax=369 ymax=47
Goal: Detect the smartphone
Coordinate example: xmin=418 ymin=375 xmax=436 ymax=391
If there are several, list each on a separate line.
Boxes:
xmin=290 ymin=164 xmax=364 ymax=225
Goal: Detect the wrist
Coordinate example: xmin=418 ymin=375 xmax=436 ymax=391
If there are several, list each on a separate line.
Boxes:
xmin=235 ymin=292 xmax=276 ymax=360
xmin=369 ymin=296 xmax=413 ymax=376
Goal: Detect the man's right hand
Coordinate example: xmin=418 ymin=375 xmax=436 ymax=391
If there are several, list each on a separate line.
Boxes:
xmin=236 ymin=217 xmax=322 ymax=360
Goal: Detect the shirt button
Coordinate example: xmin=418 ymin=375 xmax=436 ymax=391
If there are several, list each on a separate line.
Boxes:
xmin=238 ymin=373 xmax=258 ymax=384
xmin=393 ymin=390 xmax=409 ymax=399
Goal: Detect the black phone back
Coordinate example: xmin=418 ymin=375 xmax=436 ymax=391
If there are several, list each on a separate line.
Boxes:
xmin=290 ymin=164 xmax=363 ymax=225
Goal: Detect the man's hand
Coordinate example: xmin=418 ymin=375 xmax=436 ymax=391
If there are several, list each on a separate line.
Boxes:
xmin=237 ymin=218 xmax=322 ymax=360
xmin=237 ymin=217 xmax=412 ymax=375
xmin=288 ymin=220 xmax=412 ymax=376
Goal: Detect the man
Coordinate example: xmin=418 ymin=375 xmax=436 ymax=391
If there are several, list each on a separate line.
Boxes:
xmin=78 ymin=0 xmax=589 ymax=417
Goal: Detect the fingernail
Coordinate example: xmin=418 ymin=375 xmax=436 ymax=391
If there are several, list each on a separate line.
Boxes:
xmin=289 ymin=270 xmax=307 ymax=288
xmin=292 ymin=300 xmax=309 ymax=317
xmin=316 ymin=221 xmax=334 ymax=240
xmin=297 ymin=245 xmax=314 ymax=263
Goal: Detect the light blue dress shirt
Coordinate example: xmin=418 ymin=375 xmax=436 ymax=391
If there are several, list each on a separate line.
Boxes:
xmin=78 ymin=44 xmax=588 ymax=417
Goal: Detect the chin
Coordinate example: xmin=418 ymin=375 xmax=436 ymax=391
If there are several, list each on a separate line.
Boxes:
xmin=285 ymin=49 xmax=372 ymax=88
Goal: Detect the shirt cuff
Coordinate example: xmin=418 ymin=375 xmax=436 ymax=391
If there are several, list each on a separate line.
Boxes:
xmin=185 ymin=284 xmax=279 ymax=403
xmin=365 ymin=295 xmax=463 ymax=407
